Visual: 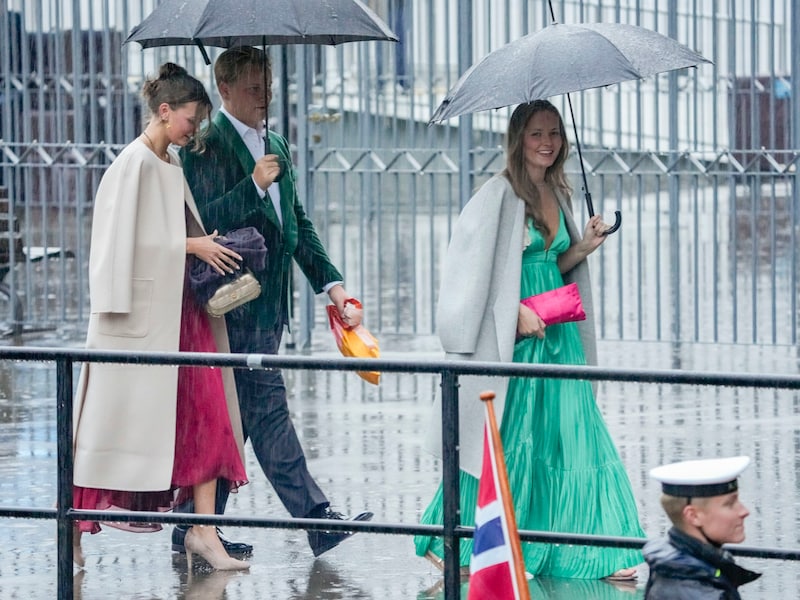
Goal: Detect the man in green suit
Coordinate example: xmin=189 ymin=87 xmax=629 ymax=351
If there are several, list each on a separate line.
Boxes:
xmin=177 ymin=46 xmax=372 ymax=558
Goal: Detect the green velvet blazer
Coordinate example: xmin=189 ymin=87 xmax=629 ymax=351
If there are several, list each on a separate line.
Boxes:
xmin=181 ymin=112 xmax=342 ymax=330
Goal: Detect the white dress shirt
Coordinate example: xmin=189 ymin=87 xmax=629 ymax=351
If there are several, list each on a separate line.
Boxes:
xmin=217 ymin=108 xmax=342 ymax=294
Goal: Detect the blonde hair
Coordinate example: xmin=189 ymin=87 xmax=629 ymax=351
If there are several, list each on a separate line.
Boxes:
xmin=661 ymin=494 xmax=711 ymax=527
xmin=214 ymin=46 xmax=271 ymax=86
xmin=502 ymin=100 xmax=572 ymax=238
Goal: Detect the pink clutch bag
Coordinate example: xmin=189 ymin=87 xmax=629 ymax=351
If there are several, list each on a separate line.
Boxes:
xmin=520 ymin=282 xmax=586 ymax=325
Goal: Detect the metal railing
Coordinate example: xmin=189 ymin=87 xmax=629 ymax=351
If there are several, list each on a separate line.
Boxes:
xmin=2 ymin=346 xmax=800 ymax=599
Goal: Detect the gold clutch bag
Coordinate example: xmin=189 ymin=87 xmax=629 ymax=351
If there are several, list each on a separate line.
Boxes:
xmin=206 ymin=269 xmax=262 ymax=317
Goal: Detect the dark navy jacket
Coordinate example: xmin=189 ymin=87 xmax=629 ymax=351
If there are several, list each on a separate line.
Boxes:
xmin=643 ymin=527 xmax=760 ymax=599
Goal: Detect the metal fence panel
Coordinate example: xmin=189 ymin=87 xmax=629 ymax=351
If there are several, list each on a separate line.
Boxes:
xmin=0 ymin=0 xmax=797 ymax=346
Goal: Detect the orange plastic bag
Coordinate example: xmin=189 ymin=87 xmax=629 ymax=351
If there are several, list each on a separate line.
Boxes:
xmin=326 ymin=299 xmax=380 ymax=385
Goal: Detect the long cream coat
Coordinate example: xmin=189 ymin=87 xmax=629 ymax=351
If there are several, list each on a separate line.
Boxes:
xmin=73 ymin=139 xmax=244 ymax=491
xmin=427 ymin=174 xmax=598 ymax=476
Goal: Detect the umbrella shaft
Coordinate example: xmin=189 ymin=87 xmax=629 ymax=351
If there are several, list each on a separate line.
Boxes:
xmin=565 ymin=94 xmax=595 ymax=217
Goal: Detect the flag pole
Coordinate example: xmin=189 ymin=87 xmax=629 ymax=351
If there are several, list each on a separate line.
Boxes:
xmin=480 ymin=391 xmax=531 ymax=600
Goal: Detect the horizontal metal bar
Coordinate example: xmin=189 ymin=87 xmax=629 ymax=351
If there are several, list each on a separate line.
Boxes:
xmin=0 ymin=506 xmax=444 ymax=536
xmin=5 ymin=505 xmax=799 ymax=562
xmin=0 ymin=346 xmax=798 ymax=390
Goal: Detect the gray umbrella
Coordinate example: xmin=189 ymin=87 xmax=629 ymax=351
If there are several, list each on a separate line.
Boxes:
xmin=430 ymin=20 xmax=711 ymax=234
xmin=125 ymin=0 xmax=396 ymax=167
xmin=125 ymin=0 xmax=398 ymax=64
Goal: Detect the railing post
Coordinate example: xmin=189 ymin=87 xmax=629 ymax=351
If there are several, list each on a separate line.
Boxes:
xmin=441 ymin=369 xmax=461 ymax=599
xmin=667 ymin=0 xmax=681 ymax=345
xmin=56 ymin=356 xmax=74 ymax=599
xmin=791 ymin=0 xmax=800 ymax=345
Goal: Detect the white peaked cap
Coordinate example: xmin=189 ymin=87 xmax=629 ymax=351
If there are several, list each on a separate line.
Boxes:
xmin=650 ymin=456 xmax=751 ymax=498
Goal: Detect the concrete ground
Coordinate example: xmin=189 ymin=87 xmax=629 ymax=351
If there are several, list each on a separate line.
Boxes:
xmin=0 ymin=332 xmax=799 ymax=599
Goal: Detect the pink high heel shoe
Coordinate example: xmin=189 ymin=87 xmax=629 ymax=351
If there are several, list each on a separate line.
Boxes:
xmin=184 ymin=526 xmax=250 ymax=571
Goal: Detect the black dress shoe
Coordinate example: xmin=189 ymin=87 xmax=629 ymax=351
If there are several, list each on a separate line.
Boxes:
xmin=307 ymin=508 xmax=374 ymax=558
xmin=171 ymin=526 xmax=253 ymax=556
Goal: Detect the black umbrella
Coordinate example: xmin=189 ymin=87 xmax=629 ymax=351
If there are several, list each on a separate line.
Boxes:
xmin=429 ymin=4 xmax=711 ymax=235
xmin=125 ymin=0 xmax=397 ymax=158
xmin=125 ymin=0 xmax=398 ymax=63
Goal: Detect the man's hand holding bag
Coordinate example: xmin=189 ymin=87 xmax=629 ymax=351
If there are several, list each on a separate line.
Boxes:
xmin=327 ymin=298 xmax=380 ymax=385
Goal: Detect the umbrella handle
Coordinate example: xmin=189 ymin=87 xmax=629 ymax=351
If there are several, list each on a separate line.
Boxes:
xmin=571 ymin=97 xmax=621 ymax=237
xmin=585 ymin=190 xmax=622 ymax=236
xmin=602 ymin=210 xmax=622 ymax=236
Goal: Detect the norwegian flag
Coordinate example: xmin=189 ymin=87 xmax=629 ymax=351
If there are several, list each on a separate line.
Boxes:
xmin=467 ymin=396 xmax=530 ymax=600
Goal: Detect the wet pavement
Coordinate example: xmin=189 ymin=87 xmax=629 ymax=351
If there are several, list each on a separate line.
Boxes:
xmin=0 ymin=331 xmax=799 ymax=598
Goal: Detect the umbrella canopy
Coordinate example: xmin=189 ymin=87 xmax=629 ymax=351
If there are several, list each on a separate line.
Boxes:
xmin=430 ymin=22 xmax=710 ymax=124
xmin=429 ymin=21 xmax=711 ymax=236
xmin=125 ymin=0 xmax=397 ymax=169
xmin=125 ymin=0 xmax=398 ymax=55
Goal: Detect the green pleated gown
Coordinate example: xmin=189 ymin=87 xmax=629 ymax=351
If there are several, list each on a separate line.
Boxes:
xmin=415 ymin=213 xmax=644 ymax=579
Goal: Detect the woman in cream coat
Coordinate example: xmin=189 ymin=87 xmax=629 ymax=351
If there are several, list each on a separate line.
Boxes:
xmin=72 ymin=63 xmax=249 ymax=571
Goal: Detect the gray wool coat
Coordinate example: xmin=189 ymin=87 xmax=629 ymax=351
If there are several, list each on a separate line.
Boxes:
xmin=426 ymin=174 xmax=598 ymax=477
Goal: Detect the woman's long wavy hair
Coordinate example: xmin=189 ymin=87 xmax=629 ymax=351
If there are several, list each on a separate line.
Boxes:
xmin=502 ymin=100 xmax=572 ymax=238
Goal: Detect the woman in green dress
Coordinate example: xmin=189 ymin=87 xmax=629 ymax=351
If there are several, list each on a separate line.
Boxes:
xmin=414 ymin=100 xmax=644 ymax=580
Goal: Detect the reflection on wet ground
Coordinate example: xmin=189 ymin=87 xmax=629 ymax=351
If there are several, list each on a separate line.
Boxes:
xmin=0 ymin=332 xmax=799 ymax=598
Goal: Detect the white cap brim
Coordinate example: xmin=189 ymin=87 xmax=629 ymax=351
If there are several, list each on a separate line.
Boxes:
xmin=650 ymin=456 xmax=750 ymax=497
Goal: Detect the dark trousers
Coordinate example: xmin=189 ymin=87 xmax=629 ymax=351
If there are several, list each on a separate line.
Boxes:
xmin=174 ymin=324 xmax=330 ymax=522
xmin=214 ymin=323 xmax=329 ymax=518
